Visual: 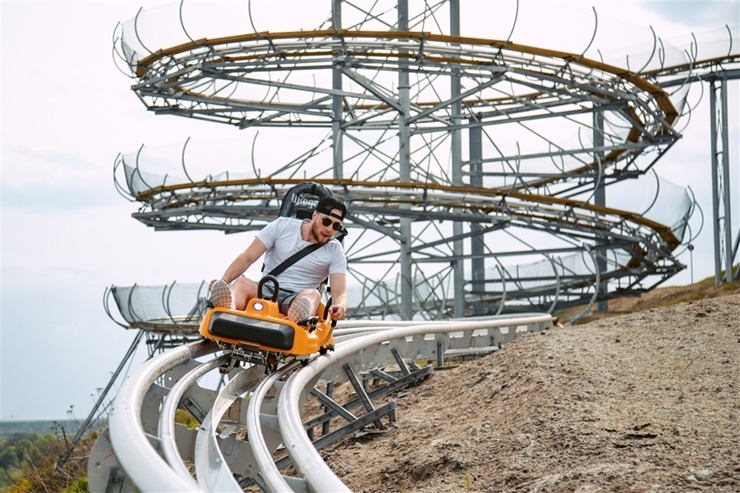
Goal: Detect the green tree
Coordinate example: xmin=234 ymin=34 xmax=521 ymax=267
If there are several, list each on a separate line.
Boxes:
xmin=0 ymin=427 xmax=94 ymax=492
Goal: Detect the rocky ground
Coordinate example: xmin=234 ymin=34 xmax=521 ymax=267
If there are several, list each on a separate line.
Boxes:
xmin=317 ymin=290 xmax=740 ymax=492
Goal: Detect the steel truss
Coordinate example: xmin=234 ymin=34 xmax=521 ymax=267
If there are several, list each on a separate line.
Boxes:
xmin=112 ymin=0 xmax=739 ymax=320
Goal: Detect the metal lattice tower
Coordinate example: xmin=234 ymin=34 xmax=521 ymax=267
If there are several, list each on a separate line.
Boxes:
xmin=112 ymin=0 xmax=739 ymax=321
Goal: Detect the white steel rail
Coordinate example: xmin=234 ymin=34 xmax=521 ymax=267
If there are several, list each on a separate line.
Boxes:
xmin=159 ymin=353 xmax=230 ymax=487
xmin=277 ymin=314 xmax=553 ymax=492
xmin=193 ymin=365 xmax=258 ymax=491
xmin=108 ymin=340 xmax=219 ymax=492
xmin=245 ymin=361 xmax=304 ymax=492
xmin=99 ymin=314 xmax=554 ymax=492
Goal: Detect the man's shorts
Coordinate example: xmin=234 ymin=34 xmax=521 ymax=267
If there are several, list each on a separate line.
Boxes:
xmin=259 ymin=284 xmax=298 ymax=315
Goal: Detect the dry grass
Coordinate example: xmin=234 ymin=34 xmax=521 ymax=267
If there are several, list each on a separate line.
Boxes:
xmin=559 ymin=275 xmax=740 ymax=325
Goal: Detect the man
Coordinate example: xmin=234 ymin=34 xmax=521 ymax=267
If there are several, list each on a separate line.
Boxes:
xmin=208 ymin=196 xmax=349 ymax=322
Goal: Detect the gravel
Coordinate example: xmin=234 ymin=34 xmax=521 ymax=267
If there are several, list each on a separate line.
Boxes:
xmin=321 ymin=293 xmax=740 ymax=492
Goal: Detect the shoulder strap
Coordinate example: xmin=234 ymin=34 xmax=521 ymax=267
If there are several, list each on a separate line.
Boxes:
xmin=266 ymin=241 xmax=326 ymax=278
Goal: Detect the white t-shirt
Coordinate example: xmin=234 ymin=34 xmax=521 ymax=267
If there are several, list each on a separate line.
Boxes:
xmin=257 ymin=217 xmax=347 ymax=292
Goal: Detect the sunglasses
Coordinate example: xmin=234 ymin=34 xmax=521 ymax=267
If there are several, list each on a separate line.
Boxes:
xmin=321 ymin=216 xmax=343 ymax=231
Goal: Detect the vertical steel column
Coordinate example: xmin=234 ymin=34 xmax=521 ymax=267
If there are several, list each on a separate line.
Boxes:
xmin=331 ymin=0 xmax=344 ymax=179
xmin=709 ymin=77 xmax=734 ymax=284
xmin=593 ymin=108 xmax=608 ymax=311
xmin=398 ymin=0 xmax=413 ymax=319
xmin=719 ymin=77 xmax=734 ymax=283
xmin=469 ymin=120 xmax=485 ymax=315
xmin=450 ymin=0 xmax=465 ymax=318
xmin=709 ymin=79 xmax=720 ymax=283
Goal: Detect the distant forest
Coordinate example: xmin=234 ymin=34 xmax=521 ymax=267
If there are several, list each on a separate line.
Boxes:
xmin=0 ymin=420 xmax=80 ymax=439
xmin=0 ymin=420 xmax=92 ymax=491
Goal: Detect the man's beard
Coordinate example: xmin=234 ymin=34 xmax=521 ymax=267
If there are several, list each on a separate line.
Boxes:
xmin=310 ymin=222 xmax=330 ymax=244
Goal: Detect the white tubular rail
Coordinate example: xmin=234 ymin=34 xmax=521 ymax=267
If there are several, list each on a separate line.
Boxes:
xmin=194 ymin=366 xmax=256 ymax=491
xmin=278 ymin=314 xmax=554 ymax=492
xmin=108 ymin=340 xmax=219 ymax=492
xmin=101 ymin=314 xmax=553 ymax=492
xmin=159 ymin=353 xmax=230 ymax=486
xmin=245 ymin=361 xmax=303 ymax=492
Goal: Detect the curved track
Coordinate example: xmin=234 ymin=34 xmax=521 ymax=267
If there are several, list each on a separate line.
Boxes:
xmin=89 ymin=1 xmax=738 ymax=489
xmin=110 ymin=1 xmax=738 ymax=319
xmin=88 ymin=314 xmax=554 ymax=491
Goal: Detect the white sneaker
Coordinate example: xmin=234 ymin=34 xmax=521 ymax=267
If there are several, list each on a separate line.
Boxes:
xmin=287 ymin=297 xmax=312 ymax=322
xmin=209 ymin=280 xmax=233 ymax=309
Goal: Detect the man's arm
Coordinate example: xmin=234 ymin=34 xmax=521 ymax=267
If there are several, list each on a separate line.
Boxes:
xmin=220 ymin=238 xmax=268 ymax=284
xmin=327 ymin=272 xmax=348 ymax=320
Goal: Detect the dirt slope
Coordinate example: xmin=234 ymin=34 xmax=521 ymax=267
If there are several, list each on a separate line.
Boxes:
xmin=321 ymin=291 xmax=740 ymax=492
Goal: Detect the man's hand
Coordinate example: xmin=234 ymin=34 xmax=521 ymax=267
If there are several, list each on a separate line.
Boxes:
xmin=328 ymin=304 xmax=347 ymax=320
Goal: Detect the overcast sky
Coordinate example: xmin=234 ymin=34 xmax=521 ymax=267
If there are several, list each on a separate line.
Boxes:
xmin=1 ymin=0 xmax=738 ymax=421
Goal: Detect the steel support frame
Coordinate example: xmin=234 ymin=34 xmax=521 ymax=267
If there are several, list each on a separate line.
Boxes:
xmin=111 ymin=0 xmax=734 ymax=322
xmin=709 ymin=75 xmax=736 ymax=284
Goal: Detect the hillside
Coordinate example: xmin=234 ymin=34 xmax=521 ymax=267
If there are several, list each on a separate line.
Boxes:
xmin=323 ymin=282 xmax=740 ymax=492
xmin=564 ymin=276 xmax=740 ymax=324
xmin=7 ymin=280 xmax=738 ymax=492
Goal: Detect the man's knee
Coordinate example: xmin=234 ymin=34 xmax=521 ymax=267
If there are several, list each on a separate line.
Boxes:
xmin=297 ymin=289 xmax=320 ymax=304
xmin=231 ymin=277 xmax=258 ymax=310
xmin=294 ymin=290 xmax=321 ymax=309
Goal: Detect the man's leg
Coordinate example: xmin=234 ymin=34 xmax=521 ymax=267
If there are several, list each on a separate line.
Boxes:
xmin=231 ymin=276 xmax=258 ymax=310
xmin=208 ymin=280 xmax=233 ymax=308
xmin=287 ymin=289 xmax=321 ymax=322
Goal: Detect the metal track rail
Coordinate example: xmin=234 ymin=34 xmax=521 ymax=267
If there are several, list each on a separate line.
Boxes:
xmin=90 ymin=314 xmax=554 ymax=492
xmin=106 ymin=340 xmax=219 ymax=492
xmin=107 ymin=1 xmax=740 ymax=320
